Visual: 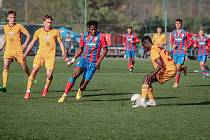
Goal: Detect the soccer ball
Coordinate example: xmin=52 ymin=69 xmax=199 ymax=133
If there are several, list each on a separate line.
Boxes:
xmin=131 ymin=94 xmax=141 ymax=106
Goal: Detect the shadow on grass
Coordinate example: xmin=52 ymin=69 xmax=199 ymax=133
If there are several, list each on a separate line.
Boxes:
xmin=185 ymin=84 xmax=210 ymax=87
xmin=161 ymin=101 xmax=210 ymax=106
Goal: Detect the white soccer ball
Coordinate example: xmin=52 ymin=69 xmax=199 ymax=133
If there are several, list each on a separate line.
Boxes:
xmin=131 ymin=94 xmax=141 ymax=106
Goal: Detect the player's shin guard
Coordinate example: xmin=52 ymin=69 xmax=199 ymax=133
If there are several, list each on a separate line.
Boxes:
xmin=2 ymin=69 xmax=8 ymax=87
xmin=147 ymin=87 xmax=154 ymax=101
xmin=141 ymin=84 xmax=149 ymax=102
xmin=64 ymin=77 xmax=75 ymax=95
xmin=27 ymin=75 xmax=35 ymax=91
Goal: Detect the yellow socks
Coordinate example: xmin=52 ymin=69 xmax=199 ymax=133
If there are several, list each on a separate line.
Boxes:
xmin=27 ymin=75 xmax=34 ymax=91
xmin=2 ymin=69 xmax=8 ymax=87
xmin=141 ymin=84 xmax=149 ymax=101
xmin=45 ymin=78 xmax=52 ymax=88
xmin=147 ymin=87 xmax=155 ymax=101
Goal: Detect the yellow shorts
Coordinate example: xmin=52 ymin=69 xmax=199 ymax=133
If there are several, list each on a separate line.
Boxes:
xmin=33 ymin=53 xmax=55 ymax=69
xmin=156 ymin=66 xmax=176 ymax=84
xmin=4 ymin=50 xmax=25 ymax=65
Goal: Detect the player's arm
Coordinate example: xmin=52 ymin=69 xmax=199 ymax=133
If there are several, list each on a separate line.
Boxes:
xmin=170 ymin=32 xmax=176 ymax=49
xmin=162 ymin=34 xmax=167 ymax=46
xmin=56 ymin=31 xmax=67 ymax=60
xmin=66 ymin=35 xmax=85 ymax=67
xmin=95 ymin=35 xmax=108 ymax=70
xmin=96 ymin=47 xmax=108 ymax=70
xmin=23 ymin=37 xmax=37 ymax=59
xmin=146 ymin=57 xmax=163 ymax=84
xmin=134 ymin=34 xmax=140 ymax=44
xmin=0 ymin=35 xmax=6 ymax=51
xmin=185 ymin=32 xmax=193 ymax=50
xmin=20 ymin=24 xmax=30 ymax=49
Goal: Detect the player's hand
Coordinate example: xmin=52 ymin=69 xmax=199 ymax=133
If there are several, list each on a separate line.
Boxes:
xmin=23 ymin=55 xmax=26 ymax=62
xmin=22 ymin=43 xmax=27 ymax=49
xmin=172 ymin=44 xmax=177 ymax=49
xmin=67 ymin=57 xmax=76 ymax=67
xmin=67 ymin=61 xmax=74 ymax=67
xmin=96 ymin=61 xmax=101 ymax=70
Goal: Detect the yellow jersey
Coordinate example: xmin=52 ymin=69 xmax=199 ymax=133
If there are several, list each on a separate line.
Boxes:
xmin=150 ymin=45 xmax=175 ymax=70
xmin=4 ymin=23 xmax=29 ymax=52
xmin=33 ymin=28 xmax=61 ymax=56
xmin=152 ymin=33 xmax=166 ymax=46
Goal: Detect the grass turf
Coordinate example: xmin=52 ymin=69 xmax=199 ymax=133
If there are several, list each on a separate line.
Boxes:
xmin=0 ymin=57 xmax=210 ymax=140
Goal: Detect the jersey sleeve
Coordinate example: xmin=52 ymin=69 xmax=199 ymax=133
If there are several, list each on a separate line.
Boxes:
xmin=186 ymin=32 xmax=193 ymax=48
xmin=100 ymin=33 xmax=107 ymax=48
xmin=170 ymin=32 xmax=174 ymax=45
xmin=163 ymin=34 xmax=167 ymax=44
xmin=150 ymin=48 xmax=160 ymax=61
xmin=56 ymin=30 xmax=62 ymax=42
xmin=19 ymin=24 xmax=29 ymax=35
xmin=152 ymin=34 xmax=156 ymax=44
xmin=33 ymin=29 xmax=40 ymax=40
xmin=207 ymin=38 xmax=210 ymax=47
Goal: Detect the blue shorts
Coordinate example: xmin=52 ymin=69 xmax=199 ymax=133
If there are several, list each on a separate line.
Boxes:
xmin=126 ymin=50 xmax=136 ymax=58
xmin=197 ymin=55 xmax=207 ymax=63
xmin=76 ymin=58 xmax=96 ymax=81
xmin=173 ymin=54 xmax=185 ymax=65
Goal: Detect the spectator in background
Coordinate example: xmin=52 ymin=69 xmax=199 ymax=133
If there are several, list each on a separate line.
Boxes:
xmin=152 ymin=27 xmax=167 ymax=48
xmin=64 ymin=32 xmax=73 ymax=58
xmin=123 ymin=26 xmax=140 ymax=72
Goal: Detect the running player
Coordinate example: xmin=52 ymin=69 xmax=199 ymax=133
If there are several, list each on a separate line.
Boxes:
xmin=23 ymin=15 xmax=66 ymax=99
xmin=0 ymin=9 xmax=30 ymax=93
xmin=133 ymin=36 xmax=176 ymax=107
xmin=58 ymin=20 xmax=108 ymax=103
xmin=152 ymin=26 xmax=167 ymax=47
xmin=123 ymin=26 xmax=140 ymax=72
xmin=193 ymin=27 xmax=210 ymax=78
xmin=170 ymin=19 xmax=192 ymax=88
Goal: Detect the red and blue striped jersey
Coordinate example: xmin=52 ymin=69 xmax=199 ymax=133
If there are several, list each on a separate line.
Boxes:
xmin=79 ymin=31 xmax=107 ymax=63
xmin=194 ymin=35 xmax=210 ymax=56
xmin=170 ymin=29 xmax=192 ymax=55
xmin=123 ymin=33 xmax=140 ymax=51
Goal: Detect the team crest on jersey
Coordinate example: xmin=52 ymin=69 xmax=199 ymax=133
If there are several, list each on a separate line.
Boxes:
xmin=8 ymin=31 xmax=14 ymax=35
xmin=46 ymin=35 xmax=50 ymax=42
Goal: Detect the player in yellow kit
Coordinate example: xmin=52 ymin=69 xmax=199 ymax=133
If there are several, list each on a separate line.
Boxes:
xmin=0 ymin=9 xmax=30 ymax=93
xmin=152 ymin=27 xmax=167 ymax=47
xmin=23 ymin=15 xmax=66 ymax=99
xmin=131 ymin=36 xmax=176 ymax=107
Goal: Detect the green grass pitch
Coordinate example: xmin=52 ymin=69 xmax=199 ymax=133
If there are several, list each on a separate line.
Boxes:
xmin=0 ymin=57 xmax=210 ymax=140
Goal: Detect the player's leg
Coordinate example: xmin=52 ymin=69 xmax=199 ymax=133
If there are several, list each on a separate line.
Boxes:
xmin=138 ymin=74 xmax=158 ymax=107
xmin=173 ymin=54 xmax=185 ymax=88
xmin=24 ymin=66 xmax=40 ymax=99
xmin=76 ymin=63 xmax=96 ymax=100
xmin=0 ymin=58 xmax=13 ymax=92
xmin=58 ymin=66 xmax=83 ymax=103
xmin=41 ymin=68 xmax=54 ymax=97
xmin=173 ymin=64 xmax=181 ymax=87
xmin=24 ymin=55 xmax=43 ymax=99
xmin=130 ymin=51 xmax=135 ymax=72
xmin=15 ymin=52 xmax=30 ymax=77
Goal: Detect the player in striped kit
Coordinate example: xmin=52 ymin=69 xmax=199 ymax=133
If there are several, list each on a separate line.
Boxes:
xmin=123 ymin=26 xmax=140 ymax=72
xmin=58 ymin=20 xmax=108 ymax=103
xmin=170 ymin=19 xmax=192 ymax=88
xmin=193 ymin=27 xmax=210 ymax=78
